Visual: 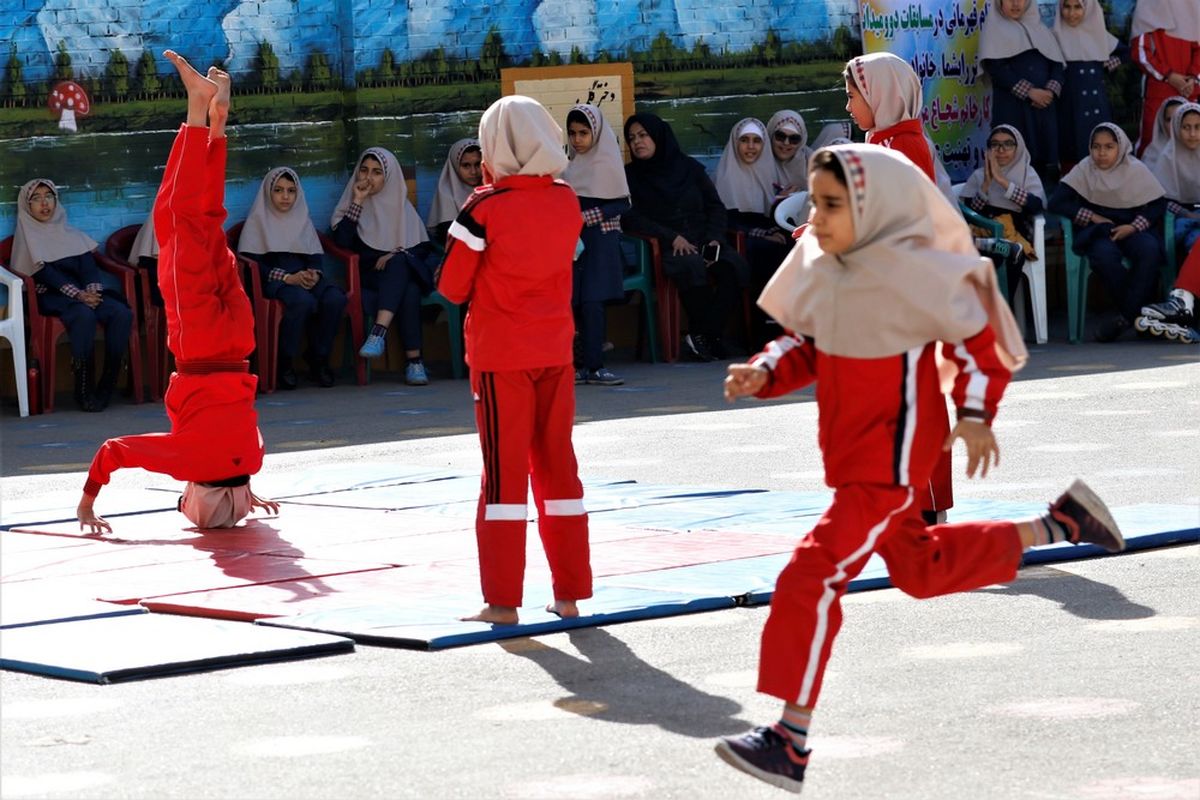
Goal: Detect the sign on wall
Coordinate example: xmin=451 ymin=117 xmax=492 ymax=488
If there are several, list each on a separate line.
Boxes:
xmin=500 ymin=63 xmax=636 ymax=151
xmin=859 ymin=0 xmax=992 ymax=180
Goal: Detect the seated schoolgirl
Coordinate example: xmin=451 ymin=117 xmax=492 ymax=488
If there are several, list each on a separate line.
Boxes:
xmin=562 ymin=103 xmax=630 ymax=386
xmin=622 ymin=113 xmax=750 ymax=361
xmin=1141 ymin=96 xmax=1189 ymax=172
xmin=1052 ymin=0 xmax=1124 ymax=167
xmin=978 ymin=0 xmax=1067 ymax=178
xmin=1149 ymin=102 xmax=1200 ymax=254
xmin=766 ymin=110 xmax=812 ymax=195
xmin=426 ymin=138 xmax=482 ymax=247
xmin=11 ymin=179 xmax=133 ymax=411
xmin=331 ymin=147 xmax=438 ymax=386
xmin=716 ymin=117 xmax=792 ymax=349
xmin=1049 ymin=123 xmax=1167 ymax=341
xmin=239 ymin=167 xmax=347 ymax=389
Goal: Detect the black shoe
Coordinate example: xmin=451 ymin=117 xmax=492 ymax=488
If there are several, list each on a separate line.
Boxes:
xmin=91 ymin=357 xmax=123 ymax=412
xmin=314 ymin=365 xmax=335 ymax=388
xmin=1093 ymin=315 xmax=1130 ymax=343
xmin=71 ymin=357 xmax=97 ymax=412
xmin=683 ymin=333 xmax=716 ymax=362
xmin=277 ymin=363 xmax=298 ymax=391
xmin=715 ymin=725 xmax=809 ymax=794
xmin=1049 ymin=479 xmax=1125 ymax=553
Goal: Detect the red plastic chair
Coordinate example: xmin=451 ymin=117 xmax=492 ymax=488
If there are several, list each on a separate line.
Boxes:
xmin=105 ymin=224 xmax=168 ymax=400
xmin=226 ymin=222 xmax=365 ymax=393
xmin=0 ymin=236 xmax=144 ymax=413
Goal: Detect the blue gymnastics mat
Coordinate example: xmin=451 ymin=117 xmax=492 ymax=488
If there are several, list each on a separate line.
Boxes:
xmin=0 ymin=613 xmax=353 ymax=683
xmin=258 ymin=584 xmax=736 ymax=650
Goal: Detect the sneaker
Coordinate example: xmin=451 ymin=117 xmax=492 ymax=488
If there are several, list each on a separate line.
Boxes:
xmin=358 ymin=333 xmax=385 ymax=358
xmin=405 ymin=361 xmax=429 ymax=386
xmin=715 ymin=725 xmax=809 ymax=794
xmin=586 ymin=368 xmax=624 ymax=386
xmin=1049 ymin=479 xmax=1126 ymax=553
xmin=1134 ymin=315 xmax=1200 ymax=344
xmin=1093 ymin=315 xmax=1130 ymax=343
xmin=1138 ymin=295 xmax=1192 ymax=326
xmin=682 ymin=333 xmax=716 ymax=362
xmin=574 ymin=368 xmax=586 ymax=384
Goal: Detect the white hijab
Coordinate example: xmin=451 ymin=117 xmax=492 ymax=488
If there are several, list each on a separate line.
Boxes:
xmin=810 ymin=121 xmax=854 ymax=151
xmin=979 ymin=0 xmax=1066 ymax=64
xmin=715 ymin=118 xmax=779 ymax=214
xmin=561 ymin=104 xmax=629 ymax=200
xmin=1061 ymin=123 xmax=1167 ymax=208
xmin=759 ymin=144 xmax=1027 ymax=367
xmin=1052 ymin=0 xmax=1119 ymax=61
xmin=427 ymin=138 xmax=481 ymax=228
xmin=1152 ymin=103 xmax=1200 ymax=204
xmin=1131 ymin=0 xmax=1200 ymax=40
xmin=331 ymin=147 xmax=427 ymax=251
xmin=961 ymin=124 xmax=1047 ymax=212
xmin=767 ymin=109 xmax=812 ymax=191
xmin=128 ymin=208 xmax=158 ymax=264
xmin=1142 ymin=96 xmax=1189 ymax=172
xmin=10 ymin=179 xmax=98 ymax=277
xmin=238 ymin=167 xmax=323 ymax=256
xmin=478 ymin=95 xmax=568 ymax=180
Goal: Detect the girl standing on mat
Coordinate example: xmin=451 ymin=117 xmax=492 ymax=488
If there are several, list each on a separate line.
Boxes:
xmin=76 ymin=50 xmax=277 ymax=533
xmin=438 ymin=95 xmax=592 ymax=625
xmin=715 ymin=143 xmax=1124 ymax=794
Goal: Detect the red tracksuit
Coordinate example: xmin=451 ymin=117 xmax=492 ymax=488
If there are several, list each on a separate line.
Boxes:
xmin=1132 ymin=30 xmax=1200 ymax=155
xmin=750 ymin=327 xmax=1022 ymax=706
xmin=866 ymin=118 xmax=954 ymax=515
xmin=83 ymin=125 xmax=263 ymax=498
xmin=1177 ymin=241 xmax=1200 ymax=297
xmin=438 ymin=175 xmax=591 ymax=608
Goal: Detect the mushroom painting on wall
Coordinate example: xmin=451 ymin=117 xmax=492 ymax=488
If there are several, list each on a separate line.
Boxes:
xmin=48 ymin=82 xmax=91 ymax=133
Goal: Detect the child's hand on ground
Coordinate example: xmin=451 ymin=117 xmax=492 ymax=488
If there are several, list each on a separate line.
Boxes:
xmin=724 ymin=364 xmax=767 ymax=402
xmin=77 ymin=495 xmax=112 ymax=535
xmin=249 ymin=491 xmax=280 ymax=516
xmin=943 ymin=419 xmax=999 ymax=478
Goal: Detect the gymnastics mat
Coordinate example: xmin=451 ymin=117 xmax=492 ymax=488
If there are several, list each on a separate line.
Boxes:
xmin=257 ymin=584 xmax=736 ymax=650
xmin=0 ymin=613 xmax=353 ymax=683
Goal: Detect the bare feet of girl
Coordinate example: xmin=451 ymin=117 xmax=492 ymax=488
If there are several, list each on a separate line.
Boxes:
xmin=163 ymin=50 xmax=216 ymax=128
xmin=546 ymin=600 xmax=579 ymax=618
xmin=207 ymin=66 xmax=231 ymax=139
xmin=461 ymin=604 xmax=519 ymax=625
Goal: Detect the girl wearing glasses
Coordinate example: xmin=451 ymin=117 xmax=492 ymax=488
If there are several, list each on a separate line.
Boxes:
xmin=1052 ymin=0 xmax=1124 ymax=167
xmin=765 ymin=110 xmax=812 ymax=195
xmin=978 ymin=0 xmax=1067 ymax=179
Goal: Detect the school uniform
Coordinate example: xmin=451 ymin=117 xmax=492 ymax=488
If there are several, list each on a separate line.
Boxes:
xmin=1130 ymin=1 xmax=1200 ymax=155
xmin=426 ymin=138 xmax=480 ymax=248
xmin=1148 ymin=101 xmax=1200 ymax=253
xmin=1053 ymin=0 xmax=1124 ymax=164
xmin=438 ymin=96 xmax=591 ymax=609
xmin=83 ymin=125 xmax=263 ymax=516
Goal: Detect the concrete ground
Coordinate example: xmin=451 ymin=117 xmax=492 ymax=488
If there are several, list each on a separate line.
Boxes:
xmin=1 ymin=335 xmax=1197 ymax=799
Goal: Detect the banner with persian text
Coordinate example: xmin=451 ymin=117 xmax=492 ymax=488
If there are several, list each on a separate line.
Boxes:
xmin=859 ymin=0 xmax=992 ymax=181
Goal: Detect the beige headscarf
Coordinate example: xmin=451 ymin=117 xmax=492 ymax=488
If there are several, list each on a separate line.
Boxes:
xmin=979 ymin=0 xmax=1066 ymax=64
xmin=758 ymin=144 xmax=1027 ymax=369
xmin=961 ymin=124 xmax=1047 ymax=211
xmin=1142 ymin=96 xmax=1189 ymax=172
xmin=1061 ymin=123 xmax=1167 ymax=208
xmin=427 ymin=138 xmax=481 ymax=228
xmin=10 ymin=180 xmax=98 ymax=277
xmin=767 ymin=110 xmax=813 ymax=191
xmin=1131 ymin=0 xmax=1200 ymax=39
xmin=1052 ymin=0 xmax=1118 ymax=61
xmin=715 ymin=118 xmax=779 ymax=214
xmin=810 ymin=121 xmax=854 ymax=151
xmin=331 ymin=147 xmax=428 ymax=251
xmin=127 ymin=209 xmax=158 ymax=265
xmin=238 ymin=167 xmax=323 ymax=256
xmin=181 ymin=482 xmax=253 ymax=529
xmin=479 ymin=95 xmax=569 ymax=180
xmin=561 ymin=104 xmax=629 ymax=200
xmin=1152 ymin=102 xmax=1200 ymax=204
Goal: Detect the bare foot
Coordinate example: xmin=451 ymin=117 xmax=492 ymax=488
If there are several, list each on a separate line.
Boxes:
xmin=546 ymin=600 xmax=579 ymax=618
xmin=207 ymin=66 xmax=231 ymax=139
xmin=163 ymin=50 xmax=216 ymax=128
xmin=460 ymin=605 xmax=519 ymax=625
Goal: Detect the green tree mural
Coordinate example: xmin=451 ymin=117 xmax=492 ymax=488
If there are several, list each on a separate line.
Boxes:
xmin=104 ymin=49 xmax=129 ymax=101
xmin=3 ymin=44 xmax=26 ymax=107
xmin=306 ymin=52 xmax=332 ymax=91
xmin=54 ymin=40 xmax=73 ymax=82
xmin=256 ymin=40 xmax=280 ymax=91
xmin=480 ymin=27 xmax=507 ymax=77
xmin=135 ymin=49 xmax=160 ymax=98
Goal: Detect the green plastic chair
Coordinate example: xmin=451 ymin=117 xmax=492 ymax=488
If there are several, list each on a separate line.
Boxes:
xmin=619 ymin=234 xmax=661 ymax=363
xmin=958 ymin=202 xmax=1011 ymax=299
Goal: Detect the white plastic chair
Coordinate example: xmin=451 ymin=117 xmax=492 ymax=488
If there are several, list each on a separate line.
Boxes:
xmin=0 ymin=265 xmax=30 ymax=417
xmin=952 ymin=183 xmax=1048 ymax=345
